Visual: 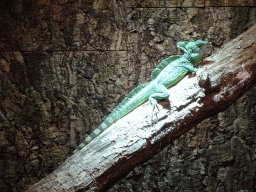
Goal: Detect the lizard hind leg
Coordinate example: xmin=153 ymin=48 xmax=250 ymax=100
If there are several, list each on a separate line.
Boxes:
xmin=148 ymin=85 xmax=170 ymax=118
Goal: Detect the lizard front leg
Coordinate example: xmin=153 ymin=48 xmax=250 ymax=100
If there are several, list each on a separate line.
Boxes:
xmin=177 ymin=63 xmax=198 ymax=72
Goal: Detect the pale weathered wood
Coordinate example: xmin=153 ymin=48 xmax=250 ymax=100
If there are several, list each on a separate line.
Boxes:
xmin=26 ymin=24 xmax=256 ymax=192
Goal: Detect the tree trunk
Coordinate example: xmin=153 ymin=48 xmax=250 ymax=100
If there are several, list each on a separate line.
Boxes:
xmin=26 ymin=24 xmax=256 ymax=192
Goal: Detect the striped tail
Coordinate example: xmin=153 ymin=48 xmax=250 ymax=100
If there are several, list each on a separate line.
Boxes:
xmin=73 ymin=82 xmax=151 ymax=154
xmin=72 ymin=117 xmax=116 ymax=154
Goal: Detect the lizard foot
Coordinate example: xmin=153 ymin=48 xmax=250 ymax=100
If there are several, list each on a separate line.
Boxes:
xmin=149 ymin=98 xmax=160 ymax=122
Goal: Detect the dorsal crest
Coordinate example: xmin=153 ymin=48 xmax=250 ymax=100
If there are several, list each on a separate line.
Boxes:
xmin=151 ymin=55 xmax=181 ymax=80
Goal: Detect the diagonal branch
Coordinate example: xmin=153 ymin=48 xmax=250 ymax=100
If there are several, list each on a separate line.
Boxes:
xmin=27 ymin=24 xmax=256 ymax=192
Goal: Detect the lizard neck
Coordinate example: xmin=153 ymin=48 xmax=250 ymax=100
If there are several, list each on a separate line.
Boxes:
xmin=184 ymin=50 xmax=195 ymax=65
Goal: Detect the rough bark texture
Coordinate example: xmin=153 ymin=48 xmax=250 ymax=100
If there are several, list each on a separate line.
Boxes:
xmin=26 ymin=24 xmax=256 ymax=192
xmin=1 ymin=0 xmax=256 ymax=192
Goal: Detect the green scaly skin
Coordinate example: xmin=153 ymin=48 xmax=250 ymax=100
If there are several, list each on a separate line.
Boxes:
xmin=73 ymin=39 xmax=208 ymax=154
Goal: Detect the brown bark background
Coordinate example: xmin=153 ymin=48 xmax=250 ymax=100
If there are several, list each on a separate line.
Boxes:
xmin=1 ymin=0 xmax=256 ymax=191
xmin=26 ymin=24 xmax=256 ymax=192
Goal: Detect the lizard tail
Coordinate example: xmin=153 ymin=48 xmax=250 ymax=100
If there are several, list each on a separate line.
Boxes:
xmin=72 ymin=118 xmax=114 ymax=154
xmin=73 ymin=82 xmax=150 ymax=154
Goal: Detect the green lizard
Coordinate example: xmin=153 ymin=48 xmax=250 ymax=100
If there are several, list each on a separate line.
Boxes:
xmin=73 ymin=39 xmax=208 ymax=154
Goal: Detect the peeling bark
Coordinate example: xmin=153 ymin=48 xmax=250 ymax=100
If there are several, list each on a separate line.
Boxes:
xmin=27 ymin=24 xmax=256 ymax=192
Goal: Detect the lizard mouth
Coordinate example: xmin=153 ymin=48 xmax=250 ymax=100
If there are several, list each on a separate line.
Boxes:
xmin=198 ymin=44 xmax=208 ymax=55
xmin=191 ymin=44 xmax=208 ymax=63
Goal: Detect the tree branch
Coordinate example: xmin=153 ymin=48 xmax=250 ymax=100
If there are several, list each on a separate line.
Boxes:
xmin=26 ymin=24 xmax=256 ymax=192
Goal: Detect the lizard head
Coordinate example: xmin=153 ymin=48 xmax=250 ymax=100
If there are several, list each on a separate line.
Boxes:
xmin=177 ymin=39 xmax=208 ymax=63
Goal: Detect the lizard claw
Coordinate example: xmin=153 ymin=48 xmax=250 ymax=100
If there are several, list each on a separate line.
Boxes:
xmin=149 ymin=98 xmax=158 ymax=111
xmin=149 ymin=98 xmax=160 ymax=120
